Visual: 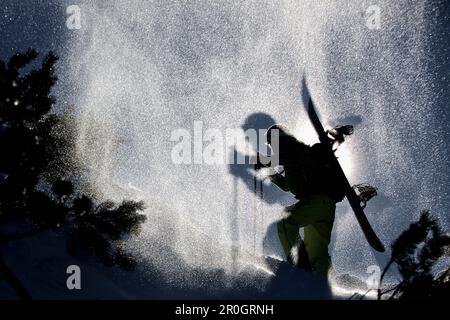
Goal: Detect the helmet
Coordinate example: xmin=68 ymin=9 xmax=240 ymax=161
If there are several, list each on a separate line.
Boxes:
xmin=265 ymin=124 xmax=290 ymax=146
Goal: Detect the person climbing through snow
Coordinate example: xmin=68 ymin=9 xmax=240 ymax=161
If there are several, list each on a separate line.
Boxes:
xmin=255 ymin=124 xmax=349 ymax=275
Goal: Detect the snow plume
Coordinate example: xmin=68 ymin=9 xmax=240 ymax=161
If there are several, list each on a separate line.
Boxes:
xmin=64 ymin=0 xmax=449 ymax=292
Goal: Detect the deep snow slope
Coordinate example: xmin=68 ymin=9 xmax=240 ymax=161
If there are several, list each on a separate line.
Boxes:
xmin=1 ymin=230 xmax=371 ymax=299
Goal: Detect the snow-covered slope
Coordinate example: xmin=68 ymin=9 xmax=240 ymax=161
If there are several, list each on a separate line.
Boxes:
xmin=1 ymin=229 xmax=372 ymax=299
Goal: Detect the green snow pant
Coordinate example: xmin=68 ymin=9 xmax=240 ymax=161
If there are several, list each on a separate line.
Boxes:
xmin=277 ymin=194 xmax=336 ymax=275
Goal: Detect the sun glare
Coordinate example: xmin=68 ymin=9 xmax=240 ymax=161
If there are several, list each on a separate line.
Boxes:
xmin=293 ymin=124 xmax=355 ymax=179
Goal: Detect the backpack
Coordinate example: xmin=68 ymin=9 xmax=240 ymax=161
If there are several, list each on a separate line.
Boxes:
xmin=284 ymin=142 xmax=345 ymax=202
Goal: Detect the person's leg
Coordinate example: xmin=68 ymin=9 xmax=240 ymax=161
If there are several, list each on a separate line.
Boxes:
xmin=276 ymin=209 xmax=300 ymax=258
xmin=304 ymin=223 xmax=333 ymax=275
xmin=276 ymin=199 xmax=320 ymax=259
xmin=278 ymin=195 xmax=335 ymax=272
xmin=296 ymin=236 xmax=313 ymax=271
xmin=302 ymin=195 xmax=336 ymax=274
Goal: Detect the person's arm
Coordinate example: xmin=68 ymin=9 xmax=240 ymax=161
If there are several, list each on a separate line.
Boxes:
xmin=255 ymin=152 xmax=272 ymax=170
xmin=268 ymin=172 xmax=290 ymax=192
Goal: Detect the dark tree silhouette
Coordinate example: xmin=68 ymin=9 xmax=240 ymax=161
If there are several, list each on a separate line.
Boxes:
xmin=0 ymin=49 xmax=146 ymax=299
xmin=379 ymin=211 xmax=450 ymax=300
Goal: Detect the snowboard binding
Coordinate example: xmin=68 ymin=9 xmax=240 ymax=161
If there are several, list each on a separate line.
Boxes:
xmin=352 ymin=183 xmax=378 ymax=209
xmin=327 ymin=125 xmax=354 ymax=150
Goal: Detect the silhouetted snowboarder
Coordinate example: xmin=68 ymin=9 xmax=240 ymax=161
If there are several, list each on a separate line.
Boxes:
xmin=256 ymin=125 xmax=350 ymax=275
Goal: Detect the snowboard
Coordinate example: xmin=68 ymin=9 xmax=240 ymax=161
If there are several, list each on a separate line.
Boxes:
xmin=307 ymin=98 xmax=385 ymax=252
